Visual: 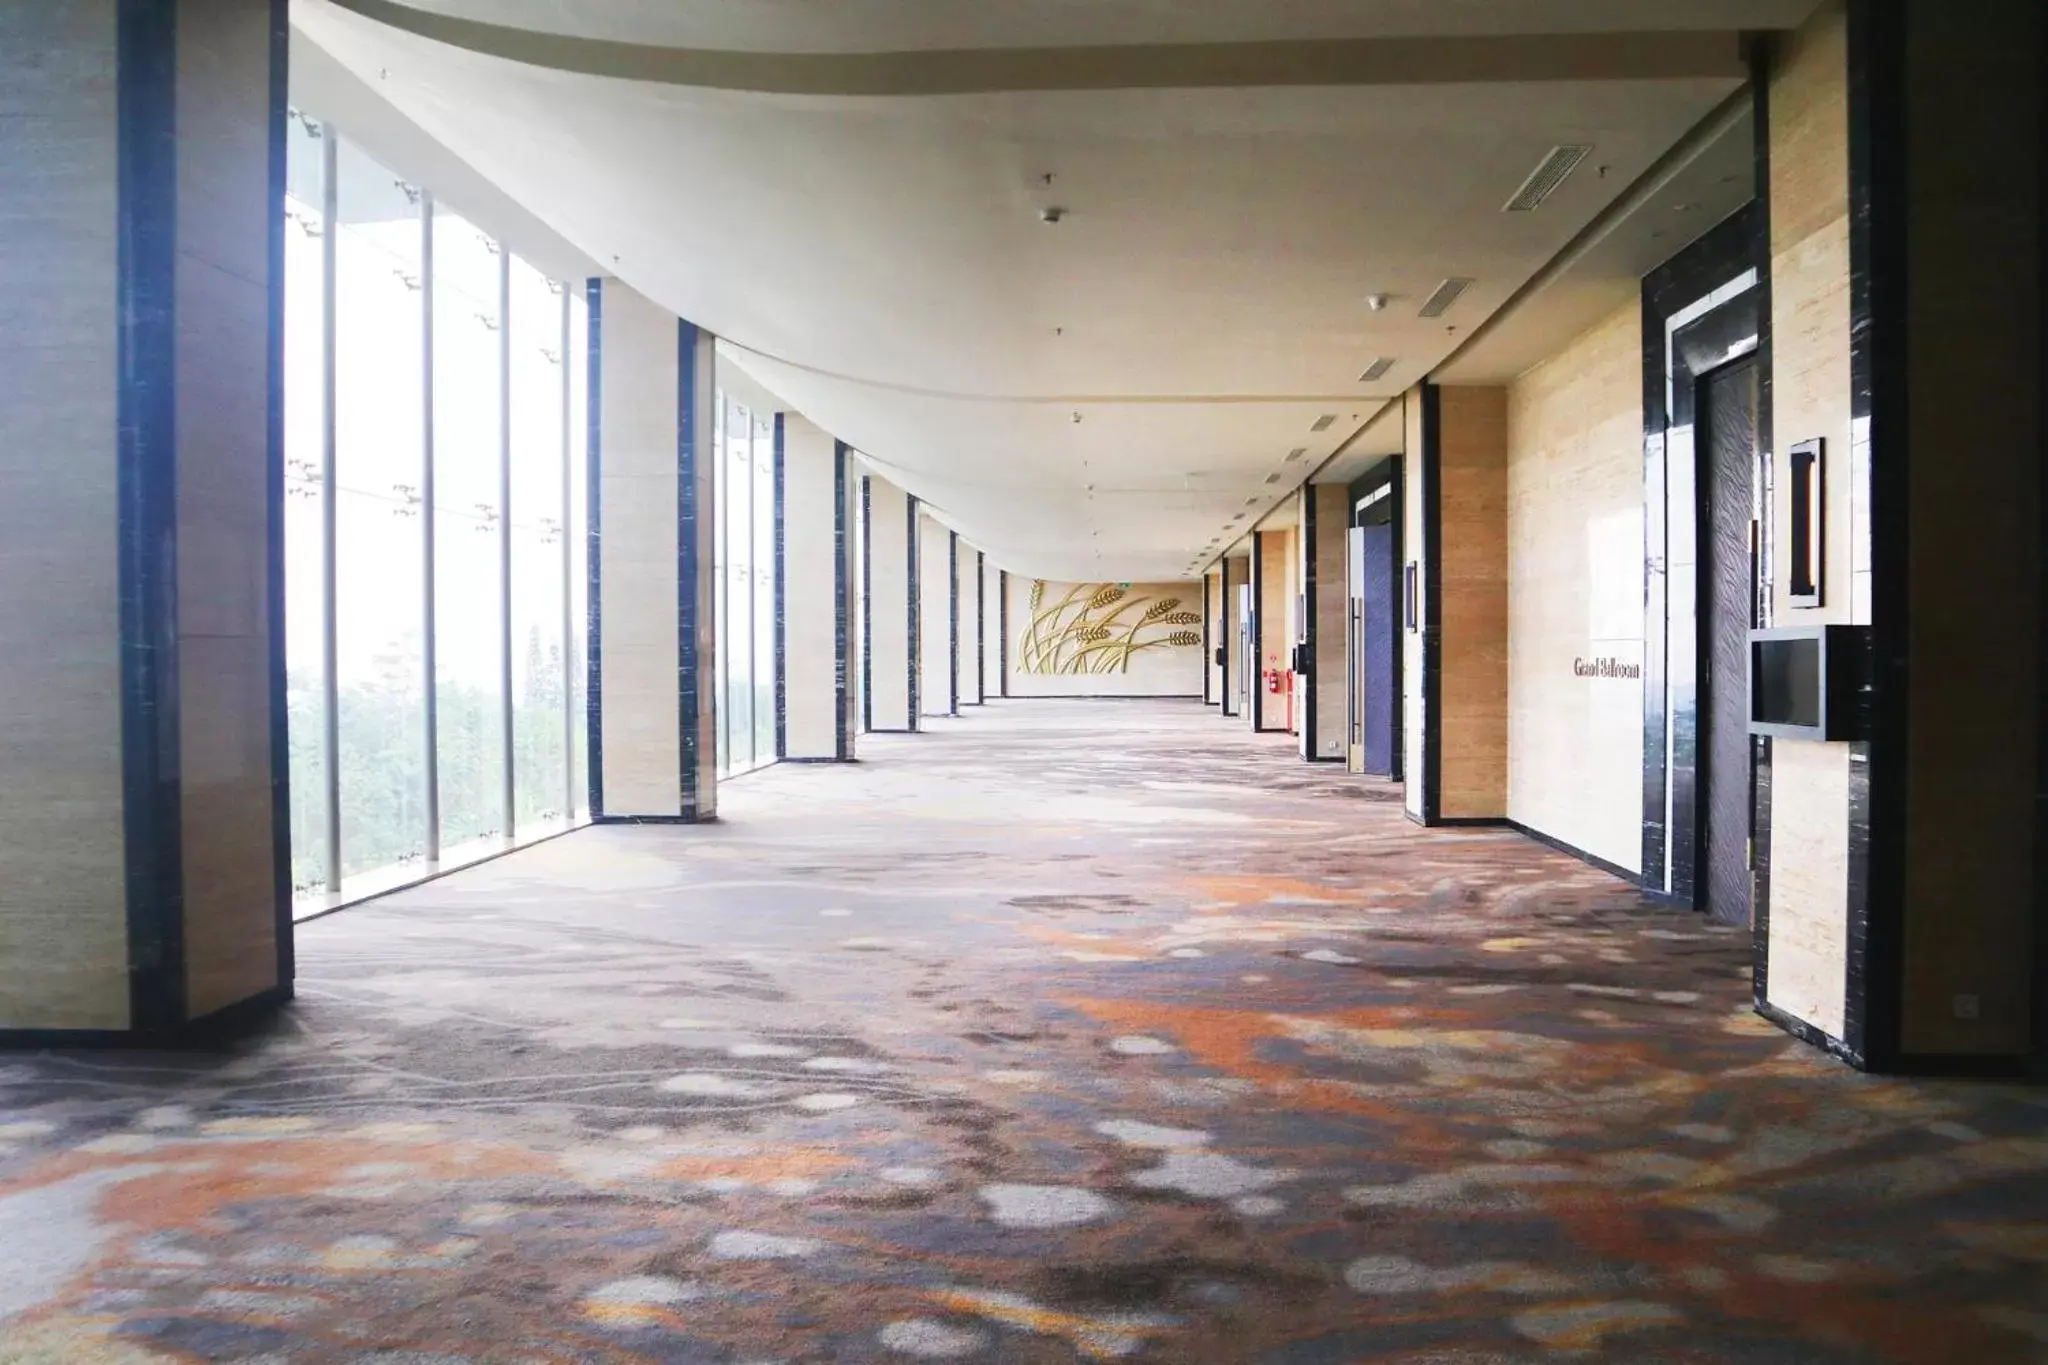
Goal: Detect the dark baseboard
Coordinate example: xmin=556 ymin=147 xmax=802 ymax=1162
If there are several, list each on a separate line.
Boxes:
xmin=0 ymin=983 xmax=292 ymax=1052
xmin=1505 ymin=820 xmax=1642 ymax=886
xmin=1306 ymin=755 xmax=1344 ymax=764
xmin=780 ymin=756 xmax=859 ymax=764
xmin=864 ymin=727 xmax=919 ymax=734
xmin=590 ymin=813 xmax=714 ymax=826
xmin=1431 ymin=816 xmax=1511 ymax=828
xmin=1755 ymin=999 xmax=1866 ymax=1070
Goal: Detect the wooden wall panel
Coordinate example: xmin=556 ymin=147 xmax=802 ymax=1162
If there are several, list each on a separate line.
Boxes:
xmin=1895 ymin=0 xmax=2040 ymax=1055
xmin=1437 ymin=386 xmax=1508 ymax=820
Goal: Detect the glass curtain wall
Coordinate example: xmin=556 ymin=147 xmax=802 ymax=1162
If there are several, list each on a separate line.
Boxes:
xmin=283 ymin=110 xmax=588 ymax=910
xmin=714 ymin=390 xmax=781 ymax=777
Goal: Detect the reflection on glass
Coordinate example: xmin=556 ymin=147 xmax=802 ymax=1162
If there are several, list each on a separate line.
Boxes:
xmin=724 ymin=397 xmax=755 ymax=771
xmin=713 ymin=393 xmax=729 ymax=776
xmin=333 ymin=140 xmax=426 ymax=878
xmin=752 ymin=414 xmax=776 ymax=762
xmin=567 ymin=285 xmax=590 ymax=815
xmin=510 ymin=260 xmax=566 ymax=831
xmin=284 ymin=127 xmax=594 ymax=902
xmin=283 ymin=109 xmax=328 ymax=893
xmin=432 ymin=205 xmax=505 ymax=851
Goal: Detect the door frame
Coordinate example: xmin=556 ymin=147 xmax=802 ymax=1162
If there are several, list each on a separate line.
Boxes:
xmin=1348 ymin=457 xmax=1403 ymax=779
xmin=1640 ymin=200 xmax=1770 ymax=914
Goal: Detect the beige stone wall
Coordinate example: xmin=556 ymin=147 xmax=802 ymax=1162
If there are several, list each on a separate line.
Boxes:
xmin=957 ymin=542 xmax=983 ymax=705
xmin=1438 ymin=386 xmax=1509 ymax=820
xmin=0 ymin=1 xmax=130 ymax=1029
xmin=917 ymin=513 xmax=955 ymax=715
xmin=1763 ymin=0 xmax=1852 ymax=1038
xmin=781 ymin=417 xmax=841 ymax=759
xmin=176 ymin=0 xmax=284 ymax=1017
xmin=597 ymin=284 xmax=684 ymax=814
xmin=1505 ymin=300 xmax=1645 ymax=872
xmin=863 ymin=472 xmax=914 ymax=729
xmin=1257 ymin=529 xmax=1292 ymax=730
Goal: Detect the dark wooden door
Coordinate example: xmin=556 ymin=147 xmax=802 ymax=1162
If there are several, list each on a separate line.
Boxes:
xmin=1698 ymin=359 xmax=1759 ymax=925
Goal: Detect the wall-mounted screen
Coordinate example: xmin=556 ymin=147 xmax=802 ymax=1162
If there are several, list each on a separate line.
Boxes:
xmin=1752 ymin=636 xmax=1821 ymax=728
xmin=1747 ymin=624 xmax=1867 ymax=741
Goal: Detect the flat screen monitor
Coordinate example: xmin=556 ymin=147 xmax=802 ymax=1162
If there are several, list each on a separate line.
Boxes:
xmin=1752 ymin=636 xmax=1821 ymax=729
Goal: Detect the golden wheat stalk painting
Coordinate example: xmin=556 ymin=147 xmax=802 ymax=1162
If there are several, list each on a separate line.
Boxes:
xmin=1018 ymin=581 xmax=1202 ymax=675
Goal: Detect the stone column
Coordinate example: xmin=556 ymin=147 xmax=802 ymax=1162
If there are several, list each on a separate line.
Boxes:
xmin=587 ymin=280 xmax=717 ymax=821
xmin=917 ymin=512 xmax=957 ymax=718
xmin=861 ymin=470 xmax=917 ymax=731
xmin=779 ymin=419 xmax=855 ymax=760
xmin=0 ymin=0 xmax=290 ymax=1041
xmin=958 ymin=545 xmax=985 ymax=705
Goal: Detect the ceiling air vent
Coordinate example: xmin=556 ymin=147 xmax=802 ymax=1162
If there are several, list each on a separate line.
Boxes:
xmin=1418 ymin=277 xmax=1473 ymax=319
xmin=1357 ymin=356 xmax=1396 ymax=383
xmin=1309 ymin=414 xmax=1337 ymax=433
xmin=1263 ymin=472 xmax=1283 ymax=485
xmin=1283 ymin=447 xmax=1307 ymax=462
xmin=1504 ymin=143 xmax=1592 ymax=212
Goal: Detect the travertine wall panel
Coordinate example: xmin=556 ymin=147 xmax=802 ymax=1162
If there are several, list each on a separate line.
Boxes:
xmin=863 ymin=473 xmax=914 ymax=730
xmin=1763 ymin=0 xmax=1852 ymax=1040
xmin=917 ymin=515 xmax=955 ymax=716
xmin=0 ymin=1 xmax=129 ymax=1029
xmin=1506 ymin=300 xmax=1644 ymax=871
xmin=597 ymin=285 xmax=683 ymax=815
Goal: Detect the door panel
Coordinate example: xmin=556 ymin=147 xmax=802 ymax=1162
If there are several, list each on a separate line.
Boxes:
xmin=1699 ymin=360 xmax=1758 ymax=925
xmin=1360 ymin=521 xmax=1395 ymax=775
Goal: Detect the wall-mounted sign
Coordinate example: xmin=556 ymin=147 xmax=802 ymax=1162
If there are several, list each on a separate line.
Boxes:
xmin=1573 ymin=656 xmax=1642 ymax=679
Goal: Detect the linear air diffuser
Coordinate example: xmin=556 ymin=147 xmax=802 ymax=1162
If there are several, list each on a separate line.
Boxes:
xmin=1357 ymin=357 xmax=1396 ymax=383
xmin=1504 ymin=144 xmax=1592 ymax=212
xmin=1309 ymin=414 xmax=1337 ymax=432
xmin=1418 ymin=277 xmax=1472 ymax=319
xmin=1283 ymin=447 xmax=1308 ymax=462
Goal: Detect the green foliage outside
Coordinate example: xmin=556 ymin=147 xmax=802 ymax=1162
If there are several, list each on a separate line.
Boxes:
xmin=287 ymin=626 xmax=572 ymax=894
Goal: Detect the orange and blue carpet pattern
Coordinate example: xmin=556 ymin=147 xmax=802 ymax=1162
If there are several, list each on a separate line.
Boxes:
xmin=1 ymin=701 xmax=2044 ymax=1363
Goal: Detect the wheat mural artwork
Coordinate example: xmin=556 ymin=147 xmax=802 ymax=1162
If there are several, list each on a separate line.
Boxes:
xmin=1019 ymin=581 xmax=1202 ymax=675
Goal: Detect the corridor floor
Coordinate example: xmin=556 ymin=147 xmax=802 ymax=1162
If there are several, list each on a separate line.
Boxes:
xmin=3 ymin=700 xmax=2045 ymax=1364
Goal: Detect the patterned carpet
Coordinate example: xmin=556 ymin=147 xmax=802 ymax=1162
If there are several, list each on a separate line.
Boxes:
xmin=3 ymin=700 xmax=2045 ymax=1364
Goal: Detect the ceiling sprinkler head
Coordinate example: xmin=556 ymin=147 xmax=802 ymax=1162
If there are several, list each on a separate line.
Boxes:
xmin=1040 ymin=206 xmax=1067 ymax=224
xmin=1365 ymin=293 xmax=1388 ymax=312
xmin=1071 ymin=411 xmax=1083 ymax=424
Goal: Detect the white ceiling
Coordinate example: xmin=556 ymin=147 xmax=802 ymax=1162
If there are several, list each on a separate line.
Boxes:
xmin=295 ymin=0 xmax=1809 ymax=581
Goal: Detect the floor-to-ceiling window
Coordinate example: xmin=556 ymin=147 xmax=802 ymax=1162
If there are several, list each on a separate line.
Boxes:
xmin=283 ymin=111 xmax=588 ymax=913
xmin=713 ymin=389 xmax=781 ymax=778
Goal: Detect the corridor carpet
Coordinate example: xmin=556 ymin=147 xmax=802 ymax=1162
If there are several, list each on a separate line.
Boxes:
xmin=2 ymin=701 xmax=2044 ymax=1364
